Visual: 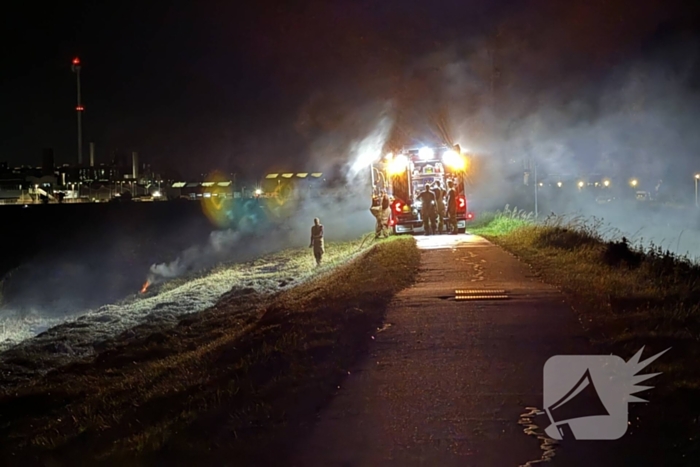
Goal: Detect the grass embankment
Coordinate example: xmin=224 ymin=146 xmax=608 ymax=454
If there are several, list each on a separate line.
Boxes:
xmin=0 ymin=238 xmax=380 ymax=377
xmin=0 ymin=236 xmax=421 ymax=466
xmin=472 ymin=205 xmax=700 ymax=461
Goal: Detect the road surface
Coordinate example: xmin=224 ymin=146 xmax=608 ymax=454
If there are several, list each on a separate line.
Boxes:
xmin=287 ymin=234 xmax=641 ymax=466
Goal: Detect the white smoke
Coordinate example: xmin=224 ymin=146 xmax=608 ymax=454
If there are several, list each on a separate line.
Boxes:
xmin=348 ymin=114 xmax=394 ymax=180
xmin=146 ymin=114 xmax=394 ymax=285
xmin=148 ymin=229 xmax=247 ymax=283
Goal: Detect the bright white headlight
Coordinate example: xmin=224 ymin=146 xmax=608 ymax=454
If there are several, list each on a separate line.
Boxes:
xmin=418 ymin=147 xmax=434 ymax=160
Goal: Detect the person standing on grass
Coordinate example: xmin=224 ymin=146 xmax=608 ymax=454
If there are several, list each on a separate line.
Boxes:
xmin=379 ymin=193 xmax=391 ymax=238
xmin=310 ymin=217 xmax=325 ymax=265
xmin=370 ymin=195 xmax=383 ymax=237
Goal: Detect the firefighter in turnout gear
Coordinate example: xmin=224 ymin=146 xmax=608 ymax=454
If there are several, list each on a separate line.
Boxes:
xmin=433 ymin=180 xmax=446 ymax=233
xmin=417 ymin=184 xmax=437 ymax=235
xmin=446 ymin=179 xmax=458 ymax=234
xmin=370 ymin=194 xmax=391 ymax=238
xmin=310 ymin=218 xmax=324 ymax=265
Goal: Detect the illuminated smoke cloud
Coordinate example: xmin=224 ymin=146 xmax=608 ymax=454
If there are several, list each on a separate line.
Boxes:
xmin=348 ymin=114 xmax=394 ymax=180
xmin=145 ymin=113 xmax=392 ymax=285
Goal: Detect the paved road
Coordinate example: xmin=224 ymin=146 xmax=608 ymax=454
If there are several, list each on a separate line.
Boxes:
xmin=288 ymin=234 xmax=635 ymax=467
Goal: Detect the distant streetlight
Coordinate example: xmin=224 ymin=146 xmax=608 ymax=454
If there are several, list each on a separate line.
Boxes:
xmin=695 ymin=174 xmax=700 ymax=207
xmin=578 ymin=181 xmax=584 ymax=188
xmin=630 ymin=179 xmax=638 ymax=187
xmin=603 ymin=179 xmax=610 ymax=187
xmin=557 ymin=181 xmax=562 ymax=187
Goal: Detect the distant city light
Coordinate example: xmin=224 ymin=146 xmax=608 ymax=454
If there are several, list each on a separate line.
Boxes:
xmin=578 ymin=181 xmax=584 ymax=188
xmin=557 ymin=182 xmax=562 ymax=187
xmin=630 ymin=179 xmax=638 ymax=187
xmin=603 ymin=180 xmax=610 ymax=187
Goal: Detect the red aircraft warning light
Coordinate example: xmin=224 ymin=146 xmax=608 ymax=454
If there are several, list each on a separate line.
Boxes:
xmin=72 ymin=57 xmax=80 ymax=65
xmin=76 ymin=105 xmax=84 ymax=111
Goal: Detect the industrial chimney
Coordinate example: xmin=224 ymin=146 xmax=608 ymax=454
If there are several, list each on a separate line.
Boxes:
xmin=132 ymin=151 xmax=139 ymax=180
xmin=41 ymin=148 xmax=55 ymax=177
xmin=89 ymin=142 xmax=95 ymax=167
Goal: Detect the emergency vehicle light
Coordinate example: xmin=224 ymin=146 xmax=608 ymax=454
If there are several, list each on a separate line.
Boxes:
xmin=443 ymin=150 xmax=467 ymax=171
xmin=387 ymin=154 xmax=408 ymax=175
xmin=458 ymin=195 xmax=466 ymax=210
xmin=419 ymin=147 xmax=434 ymax=160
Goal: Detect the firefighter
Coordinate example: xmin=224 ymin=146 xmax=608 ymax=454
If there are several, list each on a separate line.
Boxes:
xmin=417 ymin=183 xmax=437 ymax=235
xmin=446 ymin=179 xmax=458 ymax=234
xmin=433 ymin=180 xmax=446 ymax=234
xmin=309 ymin=217 xmax=324 ymax=265
xmin=370 ymin=195 xmax=381 ymax=236
xmin=379 ymin=193 xmax=391 ymax=238
xmin=370 ymin=193 xmax=391 ymax=238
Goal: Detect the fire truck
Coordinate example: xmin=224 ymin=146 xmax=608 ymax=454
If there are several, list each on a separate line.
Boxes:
xmin=371 ymin=145 xmax=474 ymax=234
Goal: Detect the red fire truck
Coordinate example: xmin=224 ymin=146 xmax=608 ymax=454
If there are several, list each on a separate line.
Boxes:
xmin=371 ymin=145 xmax=474 ymax=234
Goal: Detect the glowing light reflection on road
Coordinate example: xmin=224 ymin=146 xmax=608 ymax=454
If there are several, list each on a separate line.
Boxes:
xmin=414 ymin=233 xmax=488 ymax=249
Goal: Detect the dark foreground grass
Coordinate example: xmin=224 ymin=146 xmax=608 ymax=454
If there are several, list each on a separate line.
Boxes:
xmin=479 ymin=214 xmax=700 ymax=463
xmin=0 ymin=236 xmax=420 ymax=466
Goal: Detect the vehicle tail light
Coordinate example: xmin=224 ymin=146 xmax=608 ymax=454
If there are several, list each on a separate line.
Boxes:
xmin=458 ymin=195 xmax=466 ymax=211
xmin=389 ymin=218 xmax=396 ymax=226
xmin=393 ymin=199 xmax=404 ymax=213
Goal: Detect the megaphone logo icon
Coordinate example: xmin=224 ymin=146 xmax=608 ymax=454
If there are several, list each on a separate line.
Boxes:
xmin=543 ymin=347 xmax=669 ymax=440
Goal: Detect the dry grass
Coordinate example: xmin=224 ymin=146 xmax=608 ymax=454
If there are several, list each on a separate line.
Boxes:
xmin=468 ymin=204 xmax=535 ymax=236
xmin=0 ymin=236 xmax=420 ymax=466
xmin=479 ymin=213 xmax=700 ymax=462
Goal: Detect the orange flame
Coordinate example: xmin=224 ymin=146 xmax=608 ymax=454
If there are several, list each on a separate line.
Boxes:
xmin=140 ymin=280 xmax=150 ymax=294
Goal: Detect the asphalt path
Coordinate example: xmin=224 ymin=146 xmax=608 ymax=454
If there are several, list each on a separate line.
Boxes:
xmin=287 ymin=234 xmax=648 ymax=467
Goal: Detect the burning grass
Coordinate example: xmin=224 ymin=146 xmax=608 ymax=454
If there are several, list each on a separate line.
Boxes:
xmin=0 ymin=237 xmax=376 ymax=381
xmin=476 ymin=213 xmax=700 ymax=462
xmin=0 ymin=236 xmax=420 ymax=465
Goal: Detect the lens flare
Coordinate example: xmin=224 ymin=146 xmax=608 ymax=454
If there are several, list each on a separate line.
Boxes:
xmin=201 ymin=171 xmax=235 ymax=228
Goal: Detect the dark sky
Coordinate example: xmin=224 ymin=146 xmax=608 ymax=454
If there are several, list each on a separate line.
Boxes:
xmin=2 ymin=0 xmax=699 ymax=178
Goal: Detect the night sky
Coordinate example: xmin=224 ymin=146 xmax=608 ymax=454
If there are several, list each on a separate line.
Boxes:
xmin=2 ymin=0 xmax=699 ymax=179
